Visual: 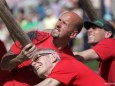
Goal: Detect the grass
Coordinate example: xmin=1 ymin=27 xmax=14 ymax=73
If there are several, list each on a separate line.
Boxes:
xmin=83 ymin=60 xmax=99 ymax=71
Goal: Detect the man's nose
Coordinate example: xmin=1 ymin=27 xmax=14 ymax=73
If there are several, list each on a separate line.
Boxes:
xmin=31 ymin=62 xmax=36 ymax=67
xmin=56 ymin=21 xmax=62 ymax=28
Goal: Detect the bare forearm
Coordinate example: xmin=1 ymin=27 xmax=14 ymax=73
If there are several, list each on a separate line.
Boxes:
xmin=0 ymin=51 xmax=24 ymax=70
xmin=74 ymin=49 xmax=99 ymax=61
xmin=34 ymin=78 xmax=61 ymax=86
xmin=0 ymin=44 xmax=37 ymax=70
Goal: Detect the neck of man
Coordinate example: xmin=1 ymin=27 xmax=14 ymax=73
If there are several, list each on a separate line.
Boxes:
xmin=90 ymin=43 xmax=97 ymax=47
xmin=52 ymin=38 xmax=69 ymax=50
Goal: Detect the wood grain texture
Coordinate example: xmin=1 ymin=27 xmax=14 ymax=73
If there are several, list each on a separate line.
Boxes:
xmin=0 ymin=1 xmax=31 ymax=47
xmin=79 ymin=0 xmax=100 ymax=21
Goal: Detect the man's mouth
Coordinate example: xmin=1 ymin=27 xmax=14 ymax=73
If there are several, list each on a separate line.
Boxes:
xmin=88 ymin=34 xmax=94 ymax=38
xmin=55 ymin=28 xmax=60 ymax=32
xmin=89 ymin=35 xmax=94 ymax=38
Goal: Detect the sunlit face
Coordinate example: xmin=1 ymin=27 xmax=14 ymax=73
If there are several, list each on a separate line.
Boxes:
xmin=87 ymin=26 xmax=107 ymax=45
xmin=31 ymin=53 xmax=52 ymax=79
xmin=51 ymin=13 xmax=76 ymax=39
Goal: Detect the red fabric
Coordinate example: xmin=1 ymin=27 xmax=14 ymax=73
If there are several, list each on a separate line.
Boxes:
xmin=5 ymin=31 xmax=73 ymax=86
xmin=0 ymin=40 xmax=7 ymax=58
xmin=48 ymin=57 xmax=108 ymax=86
xmin=0 ymin=40 xmax=10 ymax=86
xmin=93 ymin=38 xmax=115 ymax=85
xmin=10 ymin=31 xmax=51 ymax=55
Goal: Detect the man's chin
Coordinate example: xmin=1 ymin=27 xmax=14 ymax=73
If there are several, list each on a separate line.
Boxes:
xmin=52 ymin=34 xmax=59 ymax=38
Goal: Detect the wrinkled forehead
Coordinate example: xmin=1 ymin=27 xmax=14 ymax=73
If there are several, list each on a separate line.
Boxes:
xmin=33 ymin=49 xmax=61 ymax=61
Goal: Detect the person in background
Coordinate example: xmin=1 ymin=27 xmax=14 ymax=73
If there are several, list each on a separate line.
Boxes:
xmin=74 ymin=19 xmax=115 ymax=86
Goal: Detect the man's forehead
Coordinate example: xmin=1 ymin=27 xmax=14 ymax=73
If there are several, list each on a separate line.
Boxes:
xmin=38 ymin=53 xmax=51 ymax=57
xmin=35 ymin=49 xmax=60 ymax=60
xmin=37 ymin=49 xmax=57 ymax=55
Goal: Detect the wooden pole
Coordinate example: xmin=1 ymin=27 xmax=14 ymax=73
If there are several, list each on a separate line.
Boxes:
xmin=79 ymin=0 xmax=100 ymax=21
xmin=0 ymin=1 xmax=31 ymax=47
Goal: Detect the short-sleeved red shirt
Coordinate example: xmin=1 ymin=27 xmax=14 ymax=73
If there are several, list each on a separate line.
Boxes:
xmin=4 ymin=31 xmax=73 ymax=86
xmin=93 ymin=38 xmax=115 ymax=84
xmin=48 ymin=57 xmax=108 ymax=86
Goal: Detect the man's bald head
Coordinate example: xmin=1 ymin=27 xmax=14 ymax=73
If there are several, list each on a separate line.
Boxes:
xmin=51 ymin=11 xmax=83 ymax=43
xmin=60 ymin=11 xmax=83 ymax=33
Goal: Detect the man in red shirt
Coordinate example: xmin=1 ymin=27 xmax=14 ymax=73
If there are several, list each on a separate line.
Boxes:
xmin=74 ymin=19 xmax=115 ymax=86
xmin=31 ymin=49 xmax=108 ymax=86
xmin=0 ymin=11 xmax=83 ymax=86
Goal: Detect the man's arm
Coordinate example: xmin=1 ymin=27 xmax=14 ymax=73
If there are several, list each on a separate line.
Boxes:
xmin=0 ymin=43 xmax=37 ymax=70
xmin=0 ymin=50 xmax=21 ymax=70
xmin=73 ymin=49 xmax=99 ymax=61
xmin=34 ymin=78 xmax=61 ymax=86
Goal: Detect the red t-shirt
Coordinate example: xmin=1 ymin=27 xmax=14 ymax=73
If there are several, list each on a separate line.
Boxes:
xmin=4 ymin=31 xmax=73 ymax=86
xmin=0 ymin=40 xmax=10 ymax=86
xmin=92 ymin=38 xmax=115 ymax=84
xmin=48 ymin=56 xmax=108 ymax=86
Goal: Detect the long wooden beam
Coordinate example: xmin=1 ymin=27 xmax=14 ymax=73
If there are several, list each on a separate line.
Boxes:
xmin=0 ymin=0 xmax=31 ymax=47
xmin=79 ymin=0 xmax=100 ymax=21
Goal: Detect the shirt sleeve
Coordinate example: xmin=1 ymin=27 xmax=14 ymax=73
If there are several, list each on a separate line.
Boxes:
xmin=10 ymin=31 xmax=50 ymax=54
xmin=10 ymin=40 xmax=22 ymax=55
xmin=92 ymin=39 xmax=114 ymax=61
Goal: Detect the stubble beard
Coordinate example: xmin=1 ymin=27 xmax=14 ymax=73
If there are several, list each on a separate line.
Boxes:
xmin=51 ymin=32 xmax=59 ymax=38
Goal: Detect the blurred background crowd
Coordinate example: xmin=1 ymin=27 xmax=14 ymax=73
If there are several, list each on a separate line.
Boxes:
xmin=0 ymin=0 xmax=115 ymax=71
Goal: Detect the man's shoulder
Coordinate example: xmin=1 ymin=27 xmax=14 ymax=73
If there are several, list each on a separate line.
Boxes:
xmin=92 ymin=38 xmax=115 ymax=58
xmin=97 ymin=38 xmax=115 ymax=45
xmin=27 ymin=31 xmax=51 ymax=42
xmin=100 ymin=38 xmax=115 ymax=42
xmin=27 ymin=31 xmax=51 ymax=38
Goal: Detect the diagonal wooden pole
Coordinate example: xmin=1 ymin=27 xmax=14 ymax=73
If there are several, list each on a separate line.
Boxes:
xmin=0 ymin=0 xmax=31 ymax=47
xmin=1 ymin=0 xmax=17 ymax=41
xmin=79 ymin=0 xmax=100 ymax=21
xmin=1 ymin=0 xmax=9 ymax=9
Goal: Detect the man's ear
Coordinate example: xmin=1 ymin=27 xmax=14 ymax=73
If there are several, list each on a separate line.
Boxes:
xmin=105 ymin=31 xmax=112 ymax=38
xmin=70 ymin=31 xmax=78 ymax=39
xmin=50 ymin=53 xmax=58 ymax=63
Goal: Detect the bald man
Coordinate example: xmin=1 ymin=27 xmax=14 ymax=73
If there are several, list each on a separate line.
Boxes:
xmin=0 ymin=11 xmax=83 ymax=86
